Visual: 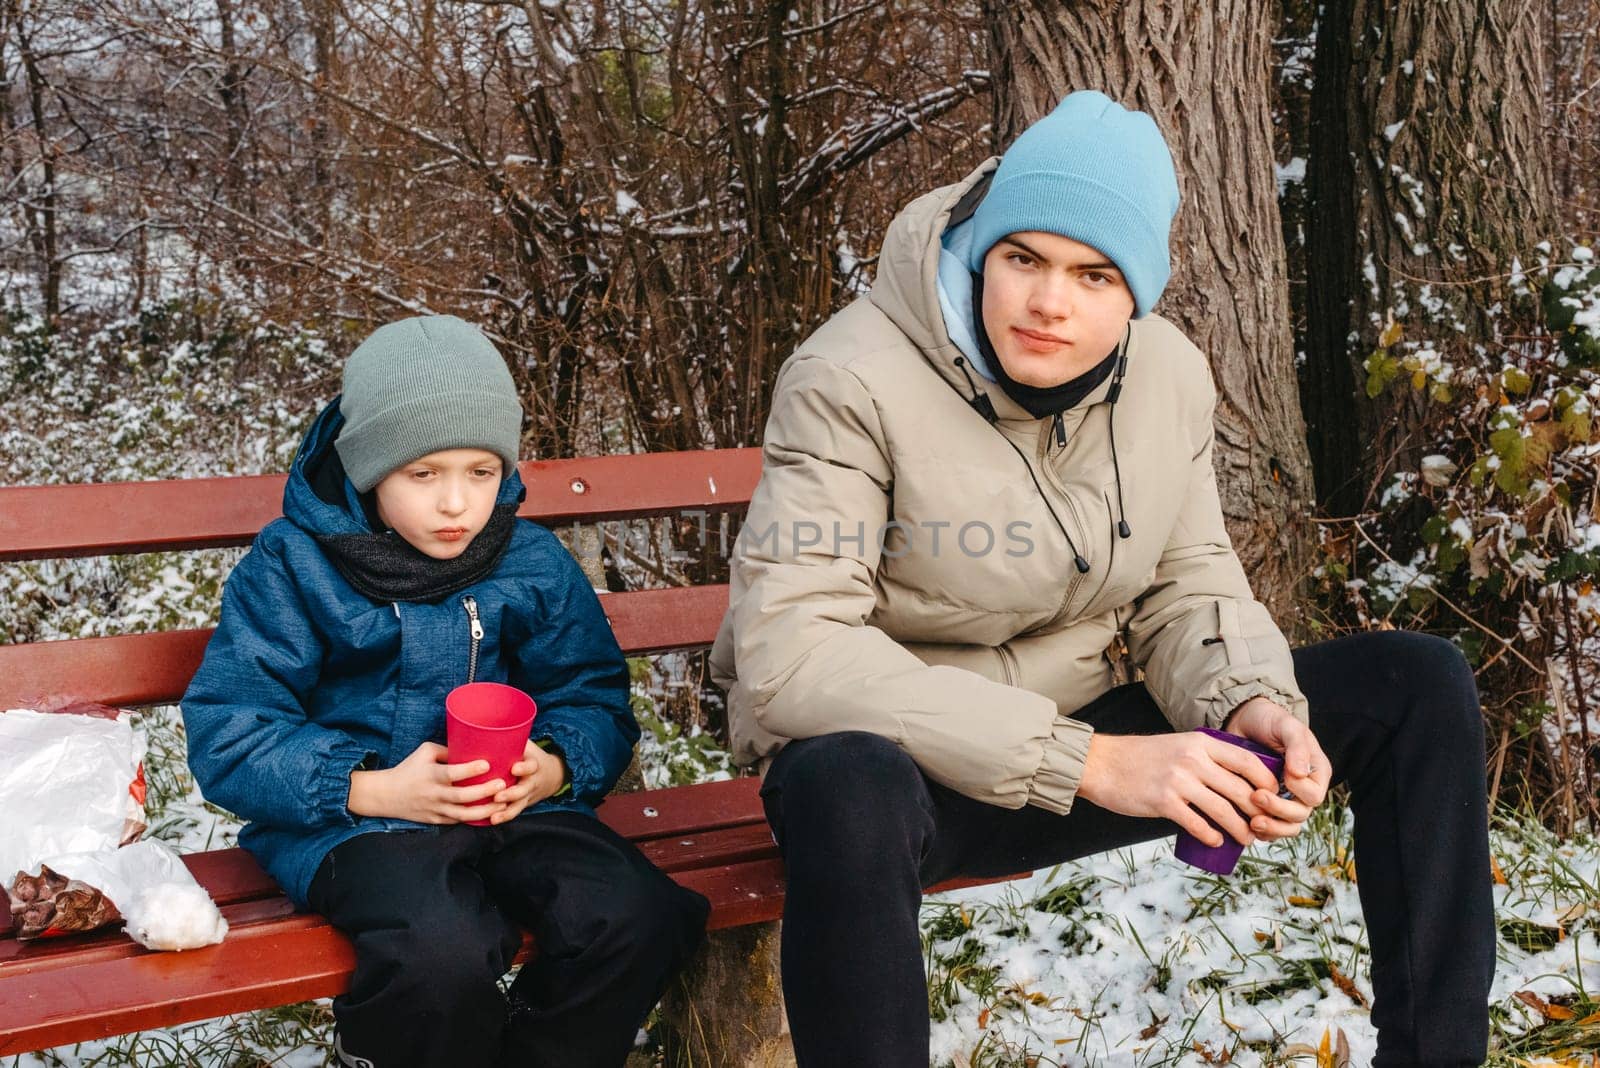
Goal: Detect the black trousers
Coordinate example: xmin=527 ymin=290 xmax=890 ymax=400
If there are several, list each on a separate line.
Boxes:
xmin=761 ymin=630 xmax=1495 ymax=1067
xmin=306 ymin=809 xmax=709 ymax=1068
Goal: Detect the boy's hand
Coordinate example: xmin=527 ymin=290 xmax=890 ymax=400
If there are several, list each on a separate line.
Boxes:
xmin=347 ymin=741 xmax=509 ymax=824
xmin=1224 ymin=697 xmax=1333 ymax=842
xmin=1077 ymin=729 xmax=1281 ymax=848
xmin=486 ymin=741 xmax=568 ymax=826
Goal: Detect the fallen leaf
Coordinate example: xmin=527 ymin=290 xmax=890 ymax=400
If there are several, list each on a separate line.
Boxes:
xmin=1288 ymin=891 xmax=1330 ymax=908
xmin=977 ymin=1007 xmax=990 ymax=1029
xmin=1515 ymin=990 xmax=1551 ymax=1015
xmin=1329 ymin=962 xmax=1369 ymax=1007
xmin=1545 ymin=1003 xmax=1576 ymax=1021
xmin=1317 ymin=1027 xmax=1334 ymax=1068
xmin=1556 ymin=901 xmax=1590 ymax=926
xmin=1334 ymin=1026 xmax=1351 ymax=1067
xmin=1138 ymin=1013 xmax=1167 ymax=1040
xmin=1490 ymin=854 xmax=1509 ymax=886
xmin=1574 ymin=1010 xmax=1600 ymax=1026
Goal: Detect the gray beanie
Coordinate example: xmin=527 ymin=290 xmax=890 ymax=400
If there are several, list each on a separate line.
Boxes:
xmin=334 ymin=315 xmax=523 ymax=492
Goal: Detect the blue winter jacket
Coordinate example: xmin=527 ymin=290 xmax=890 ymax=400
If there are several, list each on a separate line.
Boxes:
xmin=181 ymin=402 xmax=637 ymax=908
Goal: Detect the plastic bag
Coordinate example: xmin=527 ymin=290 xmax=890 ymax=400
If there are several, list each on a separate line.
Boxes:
xmin=7 ymin=865 xmax=120 ymax=939
xmin=1 ymin=707 xmax=227 ymax=950
xmin=23 ymin=841 xmax=228 ymax=949
xmin=0 ymin=706 xmax=146 ymax=884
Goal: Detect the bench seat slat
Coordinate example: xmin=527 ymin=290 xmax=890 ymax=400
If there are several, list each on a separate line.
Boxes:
xmin=0 ymin=856 xmax=1024 ymax=1055
xmin=0 ymin=844 xmax=1017 ymax=1055
xmin=0 ymin=585 xmax=730 ymax=710
xmin=0 ymin=450 xmax=761 ymax=562
xmin=0 ymin=857 xmax=785 ymax=1054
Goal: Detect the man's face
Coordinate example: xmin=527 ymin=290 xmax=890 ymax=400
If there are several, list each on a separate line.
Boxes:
xmin=373 ymin=448 xmax=504 ymax=560
xmin=979 ymin=231 xmax=1136 ymax=388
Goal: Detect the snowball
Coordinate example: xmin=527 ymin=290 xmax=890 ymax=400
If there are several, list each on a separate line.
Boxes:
xmin=124 ymin=880 xmax=228 ymax=951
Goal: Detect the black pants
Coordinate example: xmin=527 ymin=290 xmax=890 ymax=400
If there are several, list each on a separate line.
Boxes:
xmin=761 ymin=631 xmax=1495 ymax=1067
xmin=307 ymin=809 xmax=709 ymax=1068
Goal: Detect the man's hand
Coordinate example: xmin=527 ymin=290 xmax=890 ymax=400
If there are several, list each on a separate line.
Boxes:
xmin=1076 ymin=730 xmax=1283 ymax=848
xmin=1224 ymin=697 xmax=1332 ymax=842
xmin=347 ymin=742 xmax=508 ymax=824
xmin=484 ymin=741 xmax=568 ymax=826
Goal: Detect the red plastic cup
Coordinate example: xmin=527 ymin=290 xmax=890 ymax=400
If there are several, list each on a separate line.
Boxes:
xmin=445 ymin=682 xmax=537 ymax=826
xmin=1174 ymin=726 xmax=1286 ymax=875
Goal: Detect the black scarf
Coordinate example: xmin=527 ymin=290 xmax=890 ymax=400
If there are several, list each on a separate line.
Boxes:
xmin=972 ymin=270 xmax=1118 ymax=418
xmin=307 ymin=447 xmax=522 ymax=604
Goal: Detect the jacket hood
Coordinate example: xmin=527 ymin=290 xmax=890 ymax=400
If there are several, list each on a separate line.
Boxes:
xmin=868 ymin=160 xmax=1119 ymax=424
xmin=282 ymin=398 xmax=526 ymax=538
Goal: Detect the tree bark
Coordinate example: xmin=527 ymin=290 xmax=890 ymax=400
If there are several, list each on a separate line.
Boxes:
xmin=1304 ymin=0 xmax=1556 ymax=515
xmin=8 ymin=7 xmax=60 ymax=323
xmin=214 ymin=0 xmax=253 ymax=217
xmin=984 ymin=0 xmax=1314 ymax=626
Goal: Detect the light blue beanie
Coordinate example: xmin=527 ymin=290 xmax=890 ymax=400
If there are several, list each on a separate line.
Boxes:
xmin=966 ymin=90 xmax=1180 ymax=318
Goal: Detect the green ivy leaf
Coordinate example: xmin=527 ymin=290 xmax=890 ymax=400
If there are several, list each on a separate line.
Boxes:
xmin=1500 ymin=366 xmax=1533 ymax=395
xmin=1365 ymin=350 xmax=1400 ymax=398
xmin=1468 ymin=455 xmax=1492 ymax=488
xmin=1488 ymin=428 xmax=1529 ymax=496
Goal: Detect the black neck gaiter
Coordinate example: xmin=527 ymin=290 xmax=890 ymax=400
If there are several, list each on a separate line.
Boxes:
xmin=972 ymin=270 xmax=1118 ymax=419
xmin=306 ymin=444 xmax=522 ymax=604
xmin=316 ymin=503 xmax=521 ymax=604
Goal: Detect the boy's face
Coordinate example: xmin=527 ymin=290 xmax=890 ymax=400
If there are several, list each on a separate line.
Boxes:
xmin=373 ymin=448 xmax=504 ymax=560
xmin=980 ymin=231 xmax=1135 ymax=388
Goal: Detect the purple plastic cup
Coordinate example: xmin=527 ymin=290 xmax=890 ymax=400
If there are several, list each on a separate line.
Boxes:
xmin=1173 ymin=726 xmax=1286 ymax=875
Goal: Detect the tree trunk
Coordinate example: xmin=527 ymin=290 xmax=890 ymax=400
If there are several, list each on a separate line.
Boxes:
xmin=1304 ymin=0 xmax=1556 ymax=515
xmin=304 ymin=0 xmax=337 ymax=246
xmin=10 ymin=10 xmax=59 ymax=323
xmin=984 ymin=0 xmax=1314 ymax=627
xmin=214 ymin=0 xmax=253 ymax=217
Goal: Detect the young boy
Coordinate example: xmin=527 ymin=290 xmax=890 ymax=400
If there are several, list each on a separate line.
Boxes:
xmin=183 ymin=314 xmax=709 ymax=1068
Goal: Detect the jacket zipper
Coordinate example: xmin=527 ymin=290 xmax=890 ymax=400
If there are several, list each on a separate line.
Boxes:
xmin=996 ymin=643 xmax=1020 ymax=687
xmin=1033 ymin=421 xmax=1093 ymax=617
xmin=461 ymin=595 xmax=483 ymax=684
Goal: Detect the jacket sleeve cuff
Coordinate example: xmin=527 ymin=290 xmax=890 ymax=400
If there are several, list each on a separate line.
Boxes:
xmin=1207 ymin=682 xmax=1310 ymax=730
xmin=316 ymin=743 xmax=374 ymax=826
xmin=1025 ymin=717 xmax=1095 ymax=816
xmin=533 ymin=720 xmax=608 ymax=803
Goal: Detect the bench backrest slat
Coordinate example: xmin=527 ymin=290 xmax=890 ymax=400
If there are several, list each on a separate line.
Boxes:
xmin=0 ymin=584 xmax=731 ymax=710
xmin=0 ymin=448 xmax=762 ymax=561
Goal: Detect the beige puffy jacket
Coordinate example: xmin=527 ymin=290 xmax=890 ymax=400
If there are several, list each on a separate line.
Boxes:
xmin=708 ymin=161 xmax=1306 ymax=814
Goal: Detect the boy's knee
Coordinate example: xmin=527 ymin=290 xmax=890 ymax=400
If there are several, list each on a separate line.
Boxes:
xmin=1360 ymin=630 xmax=1483 ymax=744
xmin=769 ymin=731 xmax=923 ymax=800
xmin=357 ymin=916 xmax=514 ymax=1001
xmin=763 ymin=731 xmax=932 ymax=870
xmin=560 ymin=873 xmax=705 ymax=970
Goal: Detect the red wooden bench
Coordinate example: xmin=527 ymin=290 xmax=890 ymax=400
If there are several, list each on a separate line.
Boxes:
xmin=0 ymin=448 xmax=1014 ymax=1056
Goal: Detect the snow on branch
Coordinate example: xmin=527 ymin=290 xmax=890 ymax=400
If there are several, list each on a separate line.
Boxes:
xmin=727 ymin=0 xmax=889 ymax=57
xmin=782 ymin=71 xmax=989 ymax=206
